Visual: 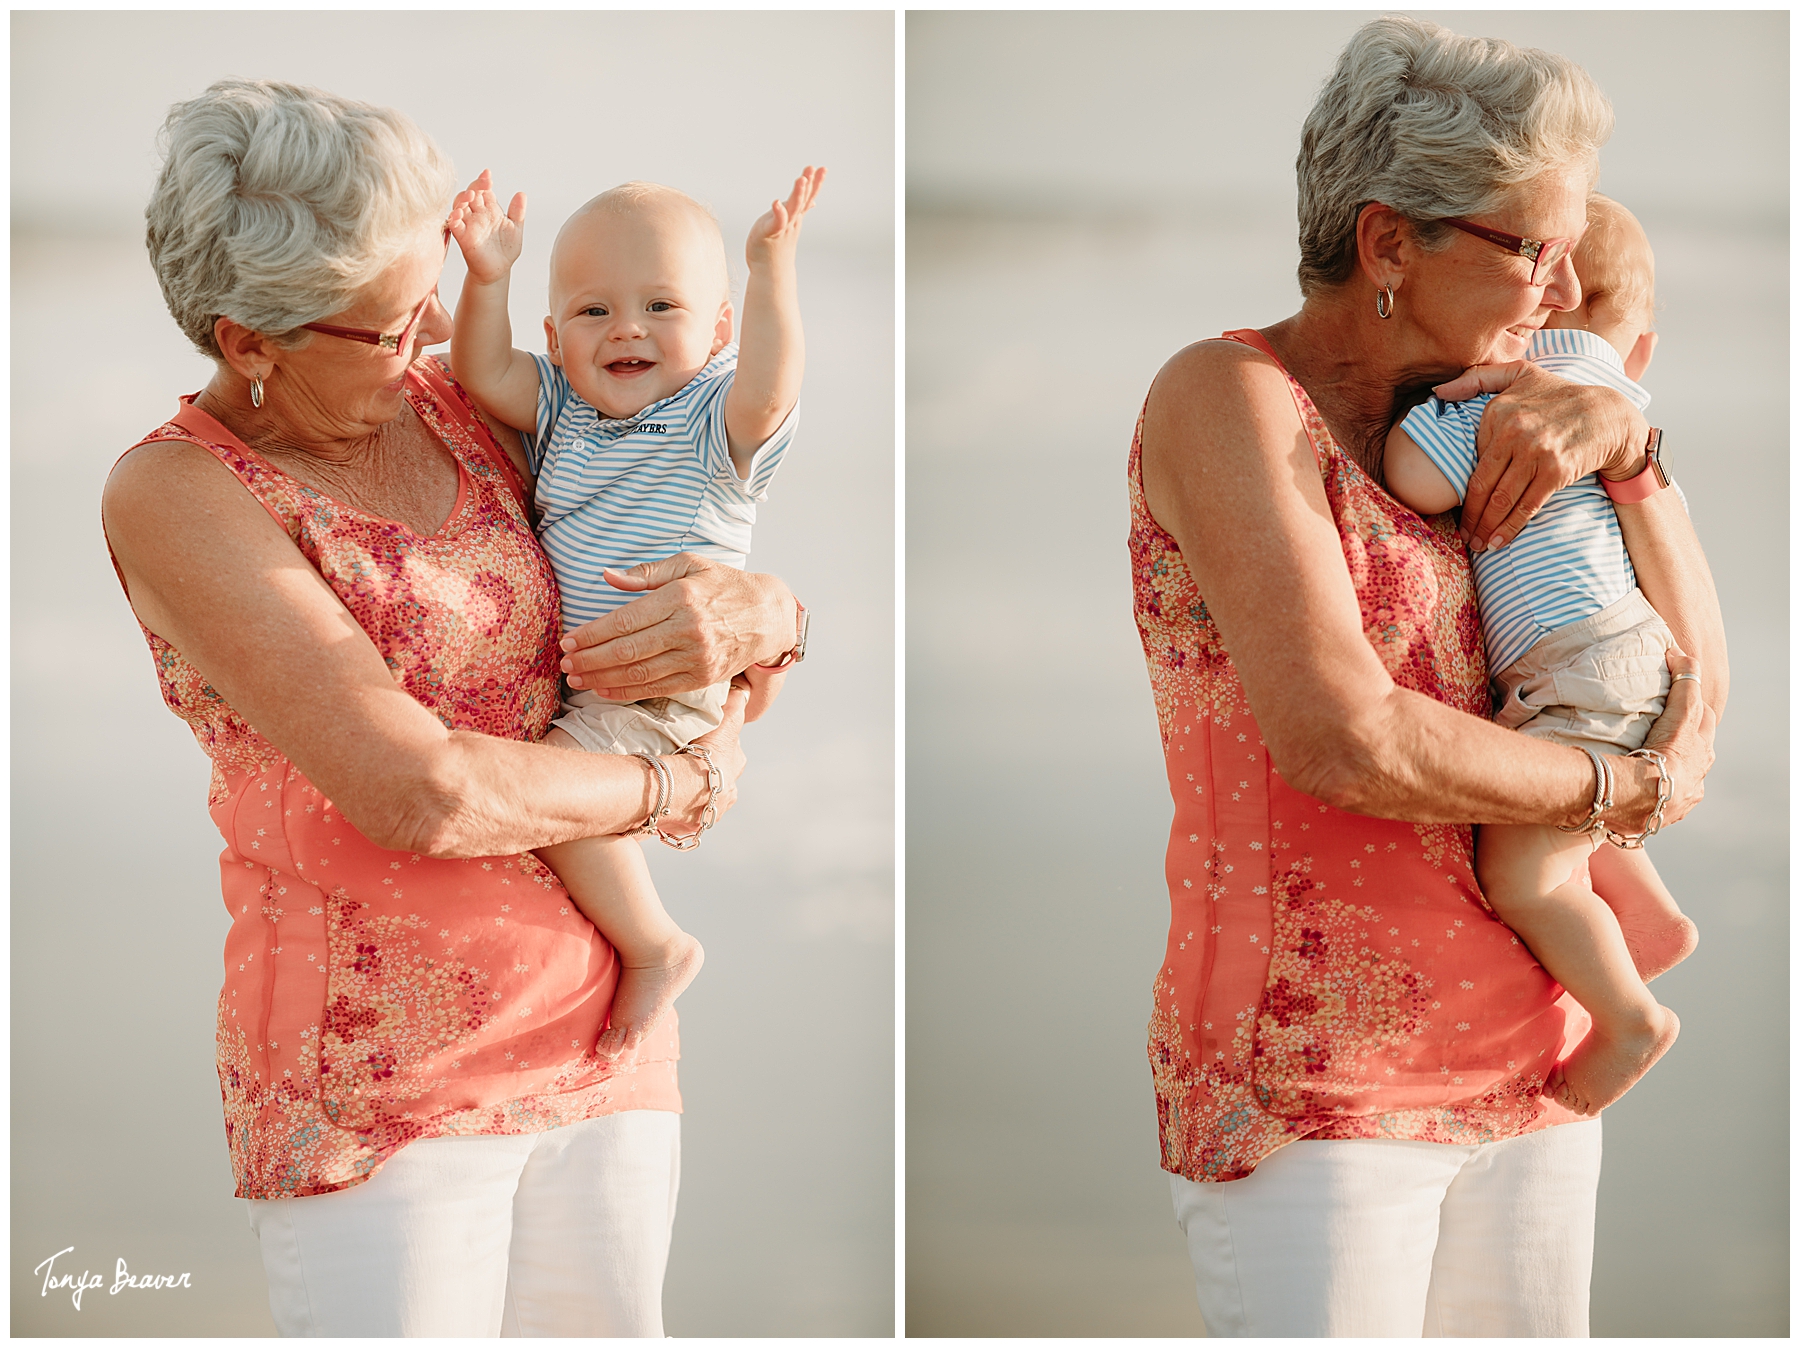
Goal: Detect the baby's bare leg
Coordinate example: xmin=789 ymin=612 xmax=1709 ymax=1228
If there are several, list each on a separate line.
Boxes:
xmin=1587 ymin=843 xmax=1697 ymax=982
xmin=537 ymin=727 xmax=703 ymax=1062
xmin=1477 ymin=822 xmax=1678 ymax=1116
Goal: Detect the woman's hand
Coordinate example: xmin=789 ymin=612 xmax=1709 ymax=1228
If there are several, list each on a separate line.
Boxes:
xmin=664 ymin=683 xmax=750 ymax=832
xmin=1431 ymin=361 xmax=1651 ymax=553
xmin=561 ymin=553 xmax=797 ymax=698
xmin=1610 ymin=649 xmax=1716 ymax=834
xmin=736 ymin=663 xmax=787 ymax=723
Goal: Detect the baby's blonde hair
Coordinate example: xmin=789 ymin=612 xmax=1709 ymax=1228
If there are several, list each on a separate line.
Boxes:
xmin=1577 ymin=193 xmax=1656 ymax=332
xmin=551 ymin=180 xmax=731 ymax=306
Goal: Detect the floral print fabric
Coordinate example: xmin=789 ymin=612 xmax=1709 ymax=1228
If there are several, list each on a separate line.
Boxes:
xmin=120 ymin=358 xmax=678 ymax=1199
xmin=1130 ymin=329 xmax=1588 ymax=1184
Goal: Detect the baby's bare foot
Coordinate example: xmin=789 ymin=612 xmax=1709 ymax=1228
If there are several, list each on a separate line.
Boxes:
xmin=596 ymin=932 xmax=704 ymax=1063
xmin=1545 ymin=1004 xmax=1679 ymax=1116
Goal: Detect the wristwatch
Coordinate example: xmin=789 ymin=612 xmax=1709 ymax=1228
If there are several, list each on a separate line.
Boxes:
xmin=759 ymin=598 xmax=809 ymax=669
xmin=1601 ymin=427 xmax=1670 ymax=503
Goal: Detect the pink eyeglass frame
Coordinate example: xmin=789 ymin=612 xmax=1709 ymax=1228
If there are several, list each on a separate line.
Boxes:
xmin=299 ymin=231 xmax=451 ymax=352
xmin=1439 ymin=217 xmax=1573 ymax=286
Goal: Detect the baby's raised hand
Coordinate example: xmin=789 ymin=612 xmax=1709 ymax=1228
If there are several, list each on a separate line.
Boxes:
xmin=745 ymin=166 xmax=826 ymax=271
xmin=447 ymin=169 xmax=527 ymax=286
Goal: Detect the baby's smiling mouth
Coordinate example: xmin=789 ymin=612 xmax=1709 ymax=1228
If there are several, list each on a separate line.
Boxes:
xmin=607 ymin=358 xmax=654 ymax=376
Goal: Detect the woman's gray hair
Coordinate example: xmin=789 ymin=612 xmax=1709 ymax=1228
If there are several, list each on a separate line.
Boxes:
xmin=1296 ymin=16 xmax=1614 ymax=297
xmin=145 ymin=79 xmax=456 ymax=359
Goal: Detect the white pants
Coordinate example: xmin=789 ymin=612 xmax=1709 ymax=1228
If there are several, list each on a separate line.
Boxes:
xmin=247 ymin=1110 xmax=680 ymax=1337
xmin=1169 ymin=1119 xmax=1602 ymax=1337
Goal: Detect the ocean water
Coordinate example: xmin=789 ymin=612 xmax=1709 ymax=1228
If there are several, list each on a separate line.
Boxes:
xmin=905 ymin=204 xmax=1787 ymax=1336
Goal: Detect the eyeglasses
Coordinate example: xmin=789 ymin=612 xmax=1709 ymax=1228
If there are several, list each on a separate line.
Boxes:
xmin=299 ymin=232 xmax=450 ymax=353
xmin=1438 ymin=217 xmax=1574 ymax=286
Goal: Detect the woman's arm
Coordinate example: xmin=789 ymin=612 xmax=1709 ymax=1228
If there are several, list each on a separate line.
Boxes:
xmin=1615 ymin=487 xmax=1729 ymax=718
xmin=1138 ymin=341 xmax=1710 ymax=831
xmin=102 ymin=438 xmax=736 ymax=859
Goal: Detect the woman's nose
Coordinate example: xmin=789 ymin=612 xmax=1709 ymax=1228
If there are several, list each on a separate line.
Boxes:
xmin=416 ymin=292 xmax=454 ymax=350
xmin=1542 ymin=253 xmax=1582 ymax=311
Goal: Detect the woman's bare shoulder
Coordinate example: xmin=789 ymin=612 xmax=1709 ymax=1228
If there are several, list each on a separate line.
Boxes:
xmin=103 ymin=433 xmax=257 ymax=529
xmin=1145 ymin=337 xmax=1301 ymax=459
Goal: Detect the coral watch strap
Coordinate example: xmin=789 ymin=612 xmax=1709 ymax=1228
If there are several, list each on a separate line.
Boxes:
xmin=1601 ymin=429 xmax=1667 ymax=503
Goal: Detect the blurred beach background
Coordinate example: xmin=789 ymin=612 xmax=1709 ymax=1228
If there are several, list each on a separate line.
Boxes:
xmin=13 ymin=11 xmax=892 ymax=1336
xmin=907 ymin=10 xmax=1785 ymax=1336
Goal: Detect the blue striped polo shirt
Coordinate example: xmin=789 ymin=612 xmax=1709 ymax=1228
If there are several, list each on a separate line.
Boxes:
xmin=1400 ymin=327 xmax=1659 ymax=676
xmin=524 ymin=344 xmax=795 ymax=631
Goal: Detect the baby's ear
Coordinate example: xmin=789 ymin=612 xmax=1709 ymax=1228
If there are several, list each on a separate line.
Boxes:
xmin=712 ymin=300 xmax=734 ymax=354
xmin=542 ymin=316 xmax=562 ymax=365
xmin=1625 ymin=330 xmax=1657 ymax=382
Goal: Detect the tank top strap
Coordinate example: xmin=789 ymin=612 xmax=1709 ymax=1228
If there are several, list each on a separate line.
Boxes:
xmin=1218 ymin=327 xmax=1338 ymax=477
xmin=407 ymin=356 xmax=531 ymax=516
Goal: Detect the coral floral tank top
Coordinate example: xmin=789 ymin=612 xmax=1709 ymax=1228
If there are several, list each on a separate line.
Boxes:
xmin=1129 ymin=330 xmax=1588 ymax=1183
xmin=115 ymin=358 xmax=678 ymax=1200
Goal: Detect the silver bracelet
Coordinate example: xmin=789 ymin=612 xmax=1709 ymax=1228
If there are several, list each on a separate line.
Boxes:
xmin=1606 ymin=748 xmax=1672 ymax=849
xmin=1556 ymin=745 xmax=1614 ymax=836
xmin=632 ymin=753 xmax=671 ymax=835
xmin=656 ymin=744 xmax=722 ymax=851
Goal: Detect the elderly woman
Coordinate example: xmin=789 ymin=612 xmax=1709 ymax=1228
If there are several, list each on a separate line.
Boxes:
xmin=1132 ymin=18 xmax=1725 ymax=1337
xmin=102 ymin=80 xmax=804 ymax=1336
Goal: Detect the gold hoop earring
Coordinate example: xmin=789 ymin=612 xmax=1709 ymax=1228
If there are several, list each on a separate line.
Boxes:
xmin=1376 ymin=286 xmax=1395 ymax=320
xmin=250 ymin=375 xmax=265 ymax=409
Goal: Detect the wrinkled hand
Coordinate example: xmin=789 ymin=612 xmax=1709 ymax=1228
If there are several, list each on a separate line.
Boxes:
xmin=735 ymin=662 xmax=787 ymax=723
xmin=1619 ymin=650 xmax=1714 ymax=832
xmin=1432 ymin=361 xmax=1649 ymax=553
xmin=447 ymin=169 xmax=527 ymax=286
xmin=745 ymin=166 xmax=826 ymax=271
xmin=664 ymin=682 xmax=748 ymax=832
xmin=560 ymin=553 xmax=796 ymax=699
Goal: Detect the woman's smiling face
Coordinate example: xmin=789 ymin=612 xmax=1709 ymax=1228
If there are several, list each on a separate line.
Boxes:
xmin=1406 ymin=163 xmax=1590 ymax=369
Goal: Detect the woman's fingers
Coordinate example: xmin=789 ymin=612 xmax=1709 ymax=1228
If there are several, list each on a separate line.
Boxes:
xmin=564 ymin=556 xmax=788 ymax=692
xmin=1464 ymin=455 xmax=1559 ymax=552
xmin=1640 ymin=649 xmax=1711 ymax=826
xmin=1431 ymin=360 xmax=1528 ymax=404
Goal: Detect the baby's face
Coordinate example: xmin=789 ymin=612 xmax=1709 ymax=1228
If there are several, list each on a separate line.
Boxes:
xmin=544 ymin=204 xmax=732 ymax=420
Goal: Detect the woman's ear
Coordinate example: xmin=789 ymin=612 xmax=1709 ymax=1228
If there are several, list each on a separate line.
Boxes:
xmin=212 ymin=316 xmax=280 ymax=382
xmin=1354 ymin=202 xmax=1411 ymax=292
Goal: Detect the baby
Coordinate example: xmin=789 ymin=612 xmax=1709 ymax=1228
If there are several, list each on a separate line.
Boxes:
xmin=448 ymin=166 xmax=824 ymax=1060
xmin=1384 ymin=194 xmax=1699 ymax=1117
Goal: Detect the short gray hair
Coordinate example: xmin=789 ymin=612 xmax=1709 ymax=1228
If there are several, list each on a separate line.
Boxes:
xmin=1296 ymin=17 xmax=1614 ymax=297
xmin=145 ymin=79 xmax=456 ymax=359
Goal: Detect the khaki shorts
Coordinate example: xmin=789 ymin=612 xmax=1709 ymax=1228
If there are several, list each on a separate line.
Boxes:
xmin=1491 ymin=588 xmax=1674 ymax=755
xmin=551 ymin=680 xmax=729 ymax=756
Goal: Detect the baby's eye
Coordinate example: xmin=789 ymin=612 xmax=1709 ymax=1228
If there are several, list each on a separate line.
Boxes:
xmin=647 ymin=301 xmax=674 ymax=313
xmin=581 ymin=305 xmax=608 ymax=318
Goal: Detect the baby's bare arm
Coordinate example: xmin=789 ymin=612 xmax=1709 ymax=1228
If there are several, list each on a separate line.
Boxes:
xmin=726 ymin=167 xmax=825 ymax=472
xmin=1384 ymin=424 xmax=1462 ymax=516
xmin=447 ymin=170 xmax=541 ymax=433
